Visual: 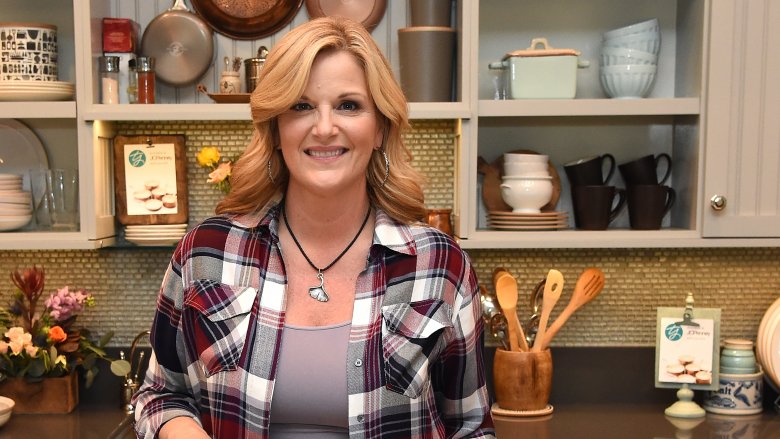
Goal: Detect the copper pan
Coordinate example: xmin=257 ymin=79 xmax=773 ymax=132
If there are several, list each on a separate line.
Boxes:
xmin=190 ymin=0 xmax=304 ymax=40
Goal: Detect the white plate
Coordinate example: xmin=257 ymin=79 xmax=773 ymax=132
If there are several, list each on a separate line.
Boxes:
xmin=0 ymin=120 xmax=49 ymax=191
xmin=0 ymin=88 xmax=74 ymax=101
xmin=0 ymin=205 xmax=32 ymax=214
xmin=0 ymin=173 xmax=23 ymax=181
xmin=125 ymin=231 xmax=186 ymax=238
xmin=0 ymin=214 xmax=32 ymax=231
xmin=0 ymin=195 xmax=31 ymax=205
xmin=0 ymin=182 xmax=22 ymax=189
xmin=765 ymin=305 xmax=780 ymax=392
xmin=126 ymin=236 xmax=183 ymax=246
xmin=756 ymin=296 xmax=780 ymax=388
xmin=0 ymin=80 xmax=75 ymax=89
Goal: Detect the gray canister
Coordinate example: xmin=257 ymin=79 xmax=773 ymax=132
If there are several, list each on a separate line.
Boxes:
xmin=244 ymin=46 xmax=269 ymax=93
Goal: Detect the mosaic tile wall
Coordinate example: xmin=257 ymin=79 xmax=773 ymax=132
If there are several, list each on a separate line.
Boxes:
xmin=1 ymin=121 xmax=778 ymax=347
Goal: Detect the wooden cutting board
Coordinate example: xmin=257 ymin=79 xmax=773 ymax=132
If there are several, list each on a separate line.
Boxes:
xmin=113 ymin=135 xmax=188 ymax=225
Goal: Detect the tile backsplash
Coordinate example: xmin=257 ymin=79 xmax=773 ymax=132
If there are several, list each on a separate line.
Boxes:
xmin=1 ymin=120 xmax=777 ymax=346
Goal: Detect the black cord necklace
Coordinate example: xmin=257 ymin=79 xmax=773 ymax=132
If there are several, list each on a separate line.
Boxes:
xmin=282 ymin=202 xmax=371 ymax=302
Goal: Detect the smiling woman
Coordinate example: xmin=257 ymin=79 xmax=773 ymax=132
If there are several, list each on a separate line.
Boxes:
xmin=133 ymin=17 xmax=494 ymax=439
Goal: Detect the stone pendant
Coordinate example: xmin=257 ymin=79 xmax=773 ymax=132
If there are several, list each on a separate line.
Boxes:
xmin=308 ymin=271 xmax=329 ymax=302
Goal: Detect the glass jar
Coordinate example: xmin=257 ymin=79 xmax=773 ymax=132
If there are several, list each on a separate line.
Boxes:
xmin=136 ymin=56 xmax=155 ymax=104
xmin=127 ymin=57 xmax=138 ymax=104
xmin=720 ymin=338 xmax=757 ymax=374
xmin=99 ymin=56 xmax=120 ymax=104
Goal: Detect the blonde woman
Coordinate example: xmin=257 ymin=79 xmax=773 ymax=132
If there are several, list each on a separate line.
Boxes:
xmin=134 ymin=17 xmax=494 ymax=439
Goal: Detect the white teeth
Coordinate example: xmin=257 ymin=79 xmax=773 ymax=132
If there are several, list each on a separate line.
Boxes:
xmin=307 ymin=149 xmax=344 ymax=158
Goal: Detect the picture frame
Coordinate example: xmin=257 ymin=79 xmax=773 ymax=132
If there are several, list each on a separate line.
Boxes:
xmin=113 ymin=135 xmax=188 ymax=225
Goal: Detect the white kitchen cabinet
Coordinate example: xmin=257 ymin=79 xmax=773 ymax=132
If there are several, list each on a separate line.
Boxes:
xmin=701 ymin=0 xmax=780 ymax=238
xmin=0 ymin=0 xmax=114 ymax=249
xmin=4 ymin=0 xmax=778 ymax=250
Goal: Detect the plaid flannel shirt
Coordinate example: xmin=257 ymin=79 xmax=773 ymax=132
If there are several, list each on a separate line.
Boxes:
xmin=133 ymin=199 xmax=495 ymax=439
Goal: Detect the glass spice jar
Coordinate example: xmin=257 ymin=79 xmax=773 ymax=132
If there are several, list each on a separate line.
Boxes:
xmin=127 ymin=57 xmax=138 ymax=104
xmin=136 ymin=56 xmax=155 ymax=104
xmin=99 ymin=56 xmax=120 ymax=104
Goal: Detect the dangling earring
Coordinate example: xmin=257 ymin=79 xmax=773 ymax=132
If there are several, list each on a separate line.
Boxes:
xmin=380 ymin=148 xmax=389 ymax=187
xmin=267 ymin=156 xmax=276 ymax=185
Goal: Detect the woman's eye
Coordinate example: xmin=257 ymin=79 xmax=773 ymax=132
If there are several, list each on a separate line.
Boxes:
xmin=338 ymin=101 xmax=360 ymax=112
xmin=291 ymin=102 xmax=313 ymax=111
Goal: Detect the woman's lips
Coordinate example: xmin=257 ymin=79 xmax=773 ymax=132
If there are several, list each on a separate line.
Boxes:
xmin=305 ymin=148 xmax=347 ymax=158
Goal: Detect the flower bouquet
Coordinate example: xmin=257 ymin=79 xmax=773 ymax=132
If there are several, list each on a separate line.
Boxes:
xmin=0 ymin=267 xmax=124 ymax=389
xmin=197 ymin=146 xmax=236 ymax=194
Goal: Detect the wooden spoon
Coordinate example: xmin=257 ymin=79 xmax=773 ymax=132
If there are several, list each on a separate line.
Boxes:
xmin=538 ymin=268 xmax=605 ymax=351
xmin=495 ymin=271 xmax=530 ymax=351
xmin=532 ymin=269 xmax=564 ymax=352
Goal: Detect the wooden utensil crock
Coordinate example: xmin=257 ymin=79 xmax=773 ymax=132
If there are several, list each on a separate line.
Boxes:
xmin=493 ymin=348 xmax=552 ymax=411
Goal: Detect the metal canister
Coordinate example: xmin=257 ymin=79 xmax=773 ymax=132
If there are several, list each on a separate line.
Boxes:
xmin=244 ymin=46 xmax=268 ymax=93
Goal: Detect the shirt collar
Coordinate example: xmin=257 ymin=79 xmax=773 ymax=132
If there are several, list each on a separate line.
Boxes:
xmin=230 ymin=196 xmax=417 ymax=257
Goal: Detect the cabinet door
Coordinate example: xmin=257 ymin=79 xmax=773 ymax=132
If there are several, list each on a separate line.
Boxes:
xmin=703 ymin=0 xmax=780 ymax=237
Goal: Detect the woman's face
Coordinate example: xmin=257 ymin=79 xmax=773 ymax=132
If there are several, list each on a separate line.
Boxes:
xmin=277 ymin=49 xmax=382 ymax=198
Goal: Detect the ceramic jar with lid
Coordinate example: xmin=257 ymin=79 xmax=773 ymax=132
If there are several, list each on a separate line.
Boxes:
xmin=720 ymin=338 xmax=757 ymax=374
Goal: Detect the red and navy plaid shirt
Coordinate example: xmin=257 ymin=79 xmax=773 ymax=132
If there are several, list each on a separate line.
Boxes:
xmin=133 ymin=199 xmax=495 ymax=438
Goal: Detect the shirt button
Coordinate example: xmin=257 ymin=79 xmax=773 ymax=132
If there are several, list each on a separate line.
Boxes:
xmin=357 ymin=415 xmax=364 ymax=422
xmin=354 ymin=359 xmax=363 ymax=367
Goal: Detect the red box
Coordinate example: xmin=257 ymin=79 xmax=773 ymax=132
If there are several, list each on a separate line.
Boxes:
xmin=102 ymin=18 xmax=139 ymax=53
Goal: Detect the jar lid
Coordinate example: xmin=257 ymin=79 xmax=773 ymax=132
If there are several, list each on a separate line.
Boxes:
xmin=136 ymin=56 xmax=155 ymax=72
xmin=723 ymin=338 xmax=754 ymax=349
xmin=504 ymin=37 xmax=580 ymax=59
xmin=99 ymin=56 xmax=120 ymax=73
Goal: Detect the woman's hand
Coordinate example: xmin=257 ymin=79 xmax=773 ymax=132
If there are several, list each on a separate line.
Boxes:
xmin=158 ymin=416 xmax=211 ymax=439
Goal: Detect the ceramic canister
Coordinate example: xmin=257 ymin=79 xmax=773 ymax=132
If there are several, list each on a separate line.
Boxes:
xmin=0 ymin=22 xmax=58 ymax=81
xmin=703 ymin=370 xmax=763 ymax=415
xmin=720 ymin=338 xmax=757 ymax=374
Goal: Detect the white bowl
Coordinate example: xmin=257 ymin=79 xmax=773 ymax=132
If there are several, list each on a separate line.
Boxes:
xmin=504 ymin=161 xmax=549 ymax=177
xmin=603 ymin=18 xmax=660 ymax=40
xmin=0 ymin=396 xmax=14 ymax=427
xmin=600 ymin=64 xmax=657 ymax=98
xmin=0 ymin=214 xmax=32 ymax=231
xmin=757 ymin=296 xmax=780 ymax=392
xmin=499 ymin=176 xmax=554 ymax=214
xmin=603 ymin=32 xmax=661 ymax=55
xmin=600 ymin=46 xmax=658 ymax=66
xmin=503 ymin=153 xmax=549 ymax=163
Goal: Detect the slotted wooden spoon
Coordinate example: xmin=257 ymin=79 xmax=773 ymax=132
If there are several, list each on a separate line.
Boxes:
xmin=531 ymin=269 xmax=564 ymax=352
xmin=538 ymin=267 xmax=605 ymax=351
xmin=495 ymin=271 xmax=530 ymax=351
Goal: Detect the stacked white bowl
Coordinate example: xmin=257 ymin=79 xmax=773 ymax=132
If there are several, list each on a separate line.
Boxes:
xmin=499 ymin=153 xmax=553 ymax=214
xmin=0 ymin=173 xmax=33 ymax=231
xmin=600 ymin=18 xmax=660 ymax=99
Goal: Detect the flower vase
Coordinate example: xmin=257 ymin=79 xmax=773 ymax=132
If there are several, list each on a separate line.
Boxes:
xmin=0 ymin=372 xmax=79 ymax=414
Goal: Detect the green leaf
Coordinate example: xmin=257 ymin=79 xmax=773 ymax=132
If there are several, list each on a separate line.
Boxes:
xmin=110 ymin=359 xmax=132 ymax=377
xmin=85 ymin=368 xmax=96 ymax=389
xmin=99 ymin=330 xmax=114 ymax=348
xmin=27 ymin=359 xmax=46 ymax=378
xmin=82 ymin=352 xmax=97 ymax=370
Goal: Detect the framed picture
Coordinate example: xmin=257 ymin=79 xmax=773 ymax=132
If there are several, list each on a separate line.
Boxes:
xmin=655 ymin=305 xmax=720 ymax=391
xmin=113 ymin=135 xmax=188 ymax=225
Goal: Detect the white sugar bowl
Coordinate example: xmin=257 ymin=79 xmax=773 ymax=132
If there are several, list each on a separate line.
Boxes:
xmin=500 ymin=176 xmax=553 ymax=214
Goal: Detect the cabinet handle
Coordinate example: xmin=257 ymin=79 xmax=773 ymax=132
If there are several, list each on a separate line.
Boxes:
xmin=710 ymin=195 xmax=727 ymax=211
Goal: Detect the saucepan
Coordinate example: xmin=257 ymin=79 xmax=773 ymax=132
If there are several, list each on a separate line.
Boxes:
xmin=141 ymin=0 xmax=214 ymax=86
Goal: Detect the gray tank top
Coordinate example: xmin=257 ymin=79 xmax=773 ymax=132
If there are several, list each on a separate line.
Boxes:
xmin=269 ymin=321 xmax=350 ymax=438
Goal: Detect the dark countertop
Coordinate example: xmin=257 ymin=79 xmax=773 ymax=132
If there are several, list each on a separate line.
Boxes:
xmin=1 ymin=403 xmax=779 ymax=438
xmin=494 ymin=404 xmax=780 ymax=438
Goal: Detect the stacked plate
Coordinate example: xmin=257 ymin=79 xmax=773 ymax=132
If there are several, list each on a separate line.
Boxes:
xmin=0 ymin=174 xmax=32 ymax=231
xmin=756 ymin=295 xmax=780 ymax=392
xmin=487 ymin=210 xmax=569 ymax=231
xmin=0 ymin=81 xmax=75 ymax=102
xmin=124 ymin=223 xmax=188 ymax=247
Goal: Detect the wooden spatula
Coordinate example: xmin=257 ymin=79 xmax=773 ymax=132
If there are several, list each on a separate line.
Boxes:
xmin=538 ymin=267 xmax=605 ymax=351
xmin=495 ymin=271 xmax=530 ymax=351
xmin=531 ymin=269 xmax=564 ymax=352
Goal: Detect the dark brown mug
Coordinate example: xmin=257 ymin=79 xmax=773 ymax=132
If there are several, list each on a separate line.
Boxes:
xmin=564 ymin=154 xmax=616 ymax=186
xmin=627 ymin=184 xmax=675 ymax=230
xmin=618 ymin=153 xmax=672 ymax=185
xmin=572 ymin=185 xmax=626 ymax=230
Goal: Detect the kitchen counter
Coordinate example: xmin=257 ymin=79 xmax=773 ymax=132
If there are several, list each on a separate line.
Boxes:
xmin=0 ymin=403 xmax=778 ymax=438
xmin=494 ymin=404 xmax=780 ymax=438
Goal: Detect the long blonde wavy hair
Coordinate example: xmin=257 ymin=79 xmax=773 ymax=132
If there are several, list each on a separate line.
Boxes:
xmin=216 ymin=17 xmax=426 ymax=224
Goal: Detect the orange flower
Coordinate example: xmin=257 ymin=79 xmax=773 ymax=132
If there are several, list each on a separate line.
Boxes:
xmin=48 ymin=325 xmax=67 ymax=343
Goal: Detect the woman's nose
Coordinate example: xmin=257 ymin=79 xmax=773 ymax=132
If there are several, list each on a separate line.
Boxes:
xmin=312 ymin=107 xmax=338 ymax=138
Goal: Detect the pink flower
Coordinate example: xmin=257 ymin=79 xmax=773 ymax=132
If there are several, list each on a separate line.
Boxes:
xmin=4 ymin=327 xmax=25 ymax=340
xmin=207 ymin=161 xmax=232 ymax=184
xmin=24 ymin=344 xmax=38 ymax=357
xmin=45 ymin=286 xmax=91 ymax=322
xmin=0 ymin=341 xmax=7 ymax=354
